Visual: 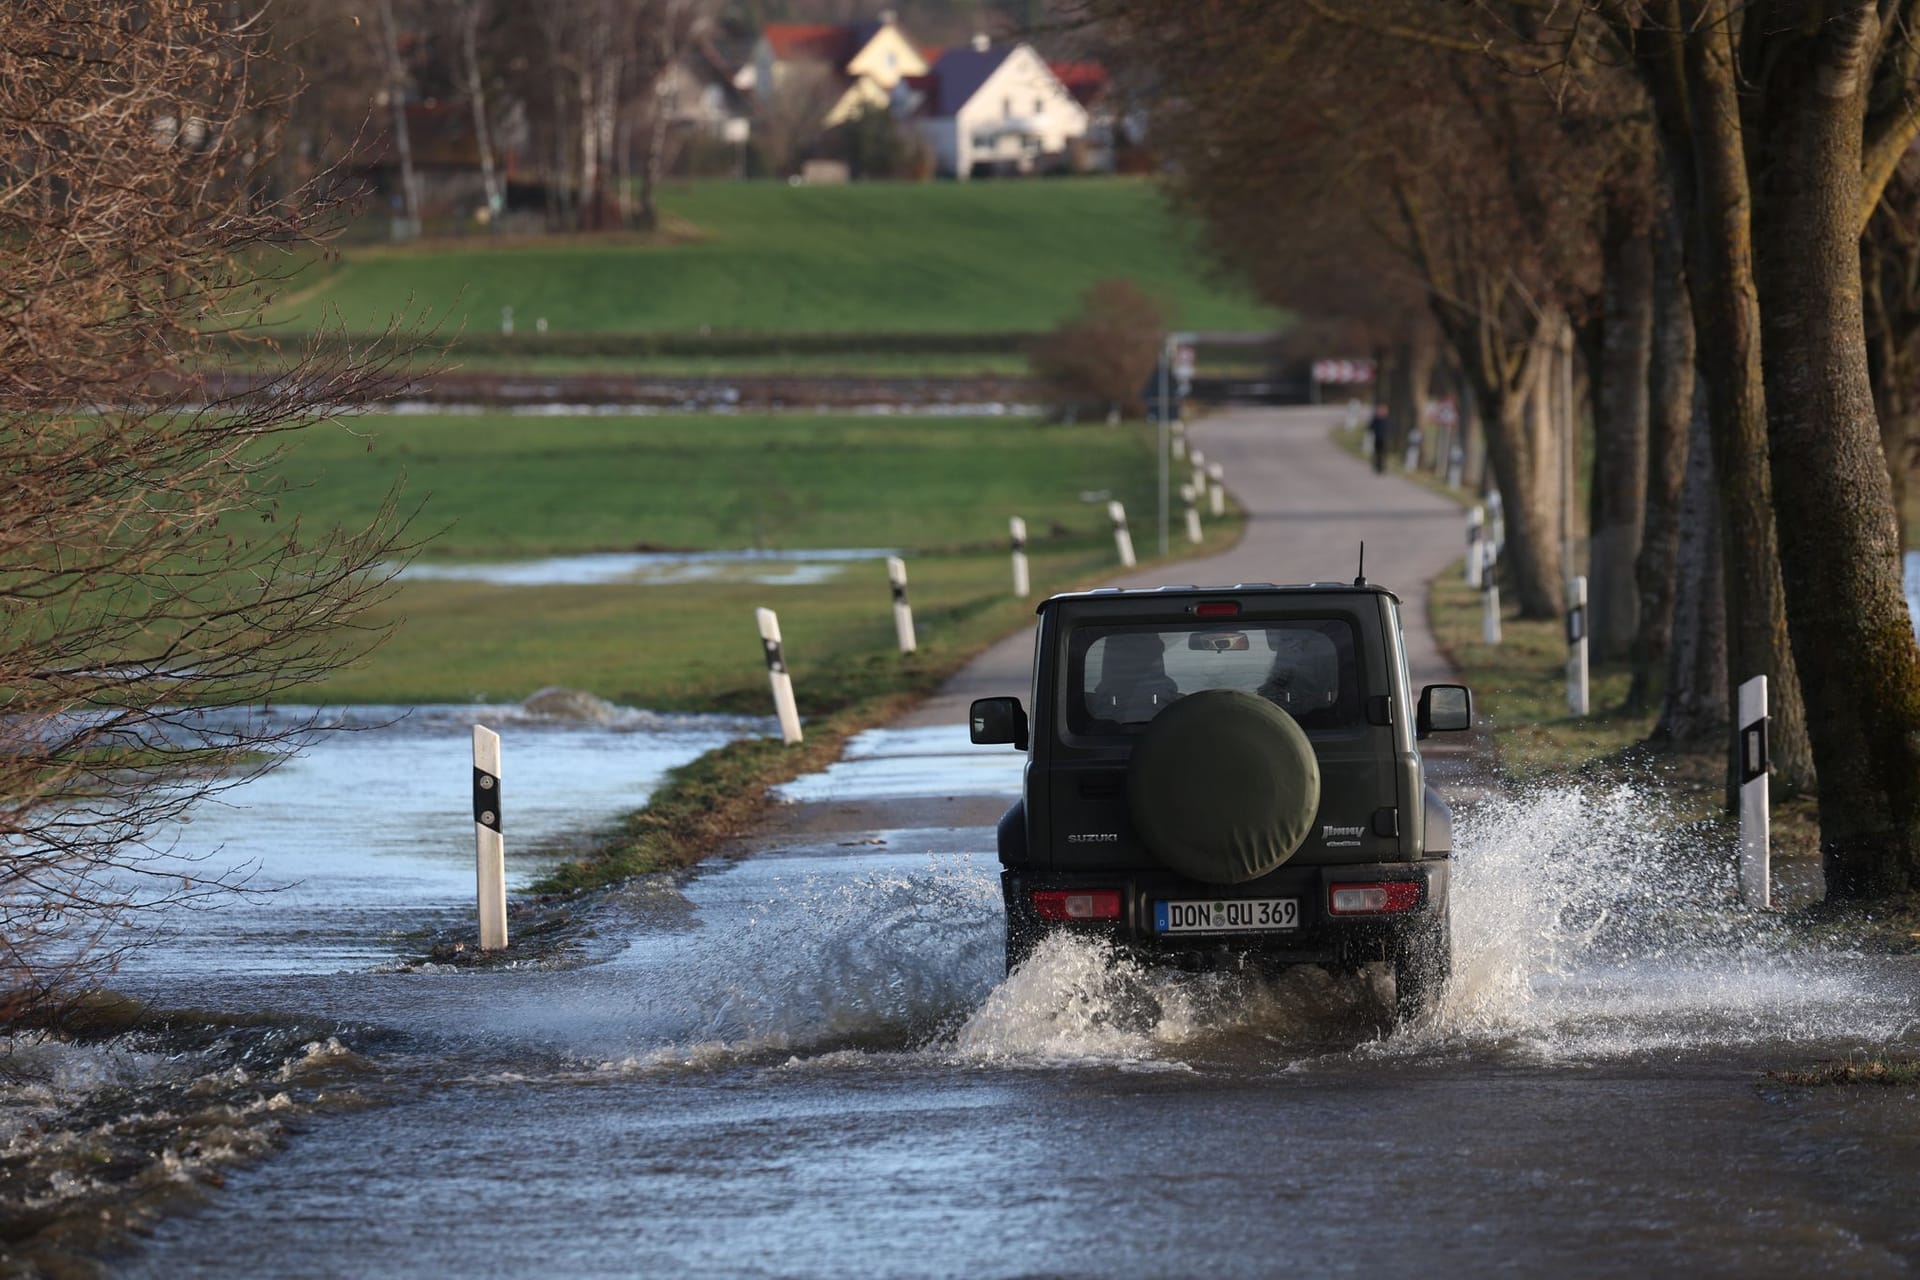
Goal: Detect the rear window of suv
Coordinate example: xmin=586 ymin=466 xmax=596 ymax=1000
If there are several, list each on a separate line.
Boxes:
xmin=1066 ymin=618 xmax=1363 ymax=737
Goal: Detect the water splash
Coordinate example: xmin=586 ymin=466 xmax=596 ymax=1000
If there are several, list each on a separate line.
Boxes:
xmin=1416 ymin=780 xmax=1918 ymax=1059
xmin=538 ymin=858 xmax=1008 ymax=1072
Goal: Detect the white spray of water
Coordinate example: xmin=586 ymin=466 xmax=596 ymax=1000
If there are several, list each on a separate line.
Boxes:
xmin=1416 ymin=780 xmax=1918 ymax=1059
xmin=566 ymin=857 xmax=1007 ymax=1073
xmin=517 ymin=783 xmax=1915 ymax=1078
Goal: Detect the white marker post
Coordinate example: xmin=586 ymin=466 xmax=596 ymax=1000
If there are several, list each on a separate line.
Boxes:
xmin=1566 ymin=574 xmax=1590 ymax=716
xmin=1009 ymin=516 xmax=1030 ymax=599
xmin=1480 ymin=542 xmax=1502 ymax=645
xmin=887 ymin=556 xmax=917 ymax=654
xmin=472 ymin=725 xmax=508 ymax=952
xmin=1172 ymin=420 xmax=1188 ymax=463
xmin=1181 ymin=484 xmax=1203 ymax=544
xmin=1447 ymin=445 xmax=1465 ymax=490
xmin=1739 ymin=675 xmax=1771 ymax=909
xmin=1189 ymin=449 xmax=1207 ymax=501
xmin=1207 ymin=462 xmax=1226 ymax=517
xmin=756 ymin=607 xmax=802 ymax=745
xmin=1403 ymin=429 xmax=1422 ymax=472
xmin=500 ymin=305 xmax=514 ymax=337
xmin=1466 ymin=505 xmax=1485 ymax=587
xmin=1108 ymin=500 xmax=1136 ymax=568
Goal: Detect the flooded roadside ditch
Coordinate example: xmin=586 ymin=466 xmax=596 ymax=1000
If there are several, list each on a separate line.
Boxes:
xmin=1 ymin=695 xmax=761 ymax=1269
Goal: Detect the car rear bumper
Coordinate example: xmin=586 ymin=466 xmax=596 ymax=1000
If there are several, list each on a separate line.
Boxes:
xmin=1003 ymin=861 xmax=1449 ymax=967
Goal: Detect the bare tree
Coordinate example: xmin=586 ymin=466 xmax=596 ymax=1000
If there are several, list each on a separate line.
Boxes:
xmin=635 ymin=0 xmax=716 ymax=231
xmin=437 ymin=0 xmax=504 ymax=221
xmin=754 ymin=60 xmax=843 ymax=176
xmin=1627 ymin=174 xmax=1696 ymax=714
xmin=372 ymin=0 xmax=425 ymax=235
xmin=1092 ymin=2 xmax=1616 ymax=616
xmin=0 ymin=2 xmax=419 ymax=1020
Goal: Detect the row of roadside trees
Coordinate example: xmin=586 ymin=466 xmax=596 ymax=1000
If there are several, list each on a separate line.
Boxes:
xmin=1091 ymin=0 xmax=1920 ymax=900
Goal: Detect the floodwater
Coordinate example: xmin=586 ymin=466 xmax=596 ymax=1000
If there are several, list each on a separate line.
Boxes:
xmin=16 ymin=717 xmax=1920 ymax=1277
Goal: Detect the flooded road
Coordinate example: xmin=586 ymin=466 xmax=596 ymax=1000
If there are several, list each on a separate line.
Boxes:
xmin=17 ymin=406 xmax=1919 ymax=1275
xmin=84 ymin=721 xmax=1920 ymax=1278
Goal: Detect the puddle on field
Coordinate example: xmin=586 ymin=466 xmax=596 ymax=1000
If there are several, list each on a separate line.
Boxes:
xmin=395 ymin=547 xmax=894 ymax=588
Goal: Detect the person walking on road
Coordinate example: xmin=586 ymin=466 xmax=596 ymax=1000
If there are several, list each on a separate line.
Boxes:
xmin=1367 ymin=404 xmax=1391 ymax=474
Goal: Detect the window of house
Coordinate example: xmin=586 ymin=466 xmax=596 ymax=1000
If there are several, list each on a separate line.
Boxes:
xmin=1003 ymin=97 xmax=1012 ymax=118
xmin=1034 ymin=96 xmax=1044 ymax=115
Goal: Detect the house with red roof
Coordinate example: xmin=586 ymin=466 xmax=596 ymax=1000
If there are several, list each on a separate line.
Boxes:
xmin=905 ymin=38 xmax=1090 ymax=179
xmin=749 ymin=11 xmax=928 ymax=129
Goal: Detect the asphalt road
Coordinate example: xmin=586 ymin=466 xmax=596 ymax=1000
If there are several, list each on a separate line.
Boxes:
xmin=901 ymin=404 xmax=1467 ymax=729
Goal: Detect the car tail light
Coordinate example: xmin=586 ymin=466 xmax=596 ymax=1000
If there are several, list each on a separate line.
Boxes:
xmin=1032 ymin=889 xmax=1123 ymax=921
xmin=1328 ymin=881 xmax=1423 ymax=915
xmin=1194 ymin=601 xmax=1241 ymax=618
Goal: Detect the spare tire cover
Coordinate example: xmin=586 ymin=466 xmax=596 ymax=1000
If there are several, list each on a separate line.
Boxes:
xmin=1126 ymin=689 xmax=1320 ymax=885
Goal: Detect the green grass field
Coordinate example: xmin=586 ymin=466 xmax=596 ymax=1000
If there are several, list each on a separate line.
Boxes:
xmin=280 ymin=411 xmax=1235 ymax=709
xmin=272 ymin=179 xmax=1279 ymax=337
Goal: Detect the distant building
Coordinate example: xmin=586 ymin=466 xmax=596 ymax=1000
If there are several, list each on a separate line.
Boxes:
xmin=657 ymin=37 xmax=754 ymax=145
xmin=749 ymin=12 xmax=928 ymax=128
xmin=905 ymin=38 xmax=1090 ymax=179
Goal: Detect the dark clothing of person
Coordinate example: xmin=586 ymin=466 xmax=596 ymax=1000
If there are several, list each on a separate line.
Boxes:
xmin=1367 ymin=410 xmax=1390 ymax=473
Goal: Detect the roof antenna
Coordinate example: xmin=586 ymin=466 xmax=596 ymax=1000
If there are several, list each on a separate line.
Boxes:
xmin=1354 ymin=541 xmax=1367 ymax=587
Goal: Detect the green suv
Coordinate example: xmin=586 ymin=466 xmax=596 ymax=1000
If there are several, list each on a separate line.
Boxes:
xmin=969 ymin=581 xmax=1472 ymax=1020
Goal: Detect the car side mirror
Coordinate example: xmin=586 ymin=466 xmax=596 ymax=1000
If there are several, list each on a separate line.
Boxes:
xmin=1416 ymin=684 xmax=1471 ymax=738
xmin=970 ymin=696 xmax=1029 ymax=751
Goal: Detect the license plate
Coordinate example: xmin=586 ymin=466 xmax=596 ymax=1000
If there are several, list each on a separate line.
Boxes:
xmin=1154 ymin=898 xmax=1299 ymax=935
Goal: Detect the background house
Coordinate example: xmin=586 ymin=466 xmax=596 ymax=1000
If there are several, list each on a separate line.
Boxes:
xmin=750 ymin=12 xmax=928 ymax=129
xmin=909 ymin=38 xmax=1090 ymax=179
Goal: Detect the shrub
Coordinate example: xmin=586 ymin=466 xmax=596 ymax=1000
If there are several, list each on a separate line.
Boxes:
xmin=1026 ymin=279 xmax=1170 ymax=421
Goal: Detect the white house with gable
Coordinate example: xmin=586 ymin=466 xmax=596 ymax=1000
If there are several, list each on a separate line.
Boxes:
xmin=909 ymin=39 xmax=1089 ymax=179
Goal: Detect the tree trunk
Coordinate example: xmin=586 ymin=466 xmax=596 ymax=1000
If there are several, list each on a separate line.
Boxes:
xmin=1474 ymin=318 xmax=1567 ymax=619
xmin=639 ymin=55 xmax=674 ymax=232
xmin=457 ymin=1 xmax=503 ymax=224
xmin=1652 ymin=380 xmax=1727 ymax=745
xmin=576 ymin=66 xmax=600 ymax=228
xmin=1385 ymin=338 xmax=1419 ymax=457
xmin=1863 ymin=225 xmax=1916 ymax=548
xmin=1628 ymin=186 xmax=1695 ymax=714
xmin=1751 ymin=17 xmax=1920 ymax=898
xmin=1677 ymin=16 xmax=1815 ymax=796
xmin=374 ymin=0 xmax=423 ymax=239
xmin=1590 ymin=193 xmax=1654 ymax=663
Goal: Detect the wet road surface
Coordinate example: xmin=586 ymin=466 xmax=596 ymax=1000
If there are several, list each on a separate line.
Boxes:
xmin=112 ymin=722 xmax=1920 ymax=1278
xmin=87 ymin=409 xmax=1920 ymax=1275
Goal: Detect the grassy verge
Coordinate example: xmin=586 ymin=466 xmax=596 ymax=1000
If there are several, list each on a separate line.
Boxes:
xmin=1769 ymin=1055 xmax=1920 ymax=1087
xmin=529 ymin=698 xmax=909 ymax=893
xmin=1427 ymin=564 xmax=1823 ymax=863
xmin=1330 ymin=421 xmax=1473 ymax=508
xmin=522 ymin=513 xmax=1244 ymax=896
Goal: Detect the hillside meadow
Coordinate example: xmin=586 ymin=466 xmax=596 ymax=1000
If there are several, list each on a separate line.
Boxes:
xmin=270 ymin=179 xmax=1280 ymax=339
